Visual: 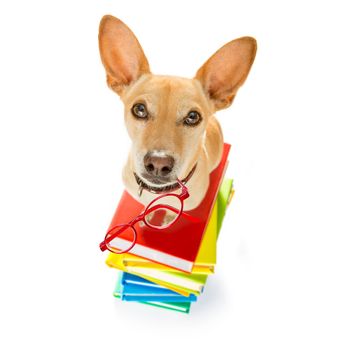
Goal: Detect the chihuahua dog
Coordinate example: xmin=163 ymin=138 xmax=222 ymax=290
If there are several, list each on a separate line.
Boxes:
xmin=99 ymin=15 xmax=256 ymax=212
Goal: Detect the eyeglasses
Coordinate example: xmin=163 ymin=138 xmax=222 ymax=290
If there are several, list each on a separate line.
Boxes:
xmin=99 ymin=179 xmax=199 ymax=254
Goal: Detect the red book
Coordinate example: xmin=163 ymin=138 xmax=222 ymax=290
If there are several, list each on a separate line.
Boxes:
xmin=106 ymin=143 xmax=231 ymax=272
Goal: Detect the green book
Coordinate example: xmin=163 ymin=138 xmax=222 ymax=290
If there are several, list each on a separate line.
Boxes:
xmin=139 ymin=300 xmax=191 ymax=313
xmin=217 ymin=178 xmax=234 ymax=234
xmin=113 ymin=272 xmax=123 ymax=299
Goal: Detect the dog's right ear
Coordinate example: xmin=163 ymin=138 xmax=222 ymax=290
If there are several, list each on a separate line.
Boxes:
xmin=195 ymin=37 xmax=257 ymax=111
xmin=99 ymin=15 xmax=150 ymax=95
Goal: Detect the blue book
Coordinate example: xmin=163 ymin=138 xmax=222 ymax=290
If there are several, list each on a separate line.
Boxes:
xmin=113 ymin=272 xmax=191 ymax=313
xmin=120 ymin=272 xmax=197 ymax=302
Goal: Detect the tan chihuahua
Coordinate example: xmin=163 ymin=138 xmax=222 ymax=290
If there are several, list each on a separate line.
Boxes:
xmin=99 ymin=15 xmax=256 ymax=211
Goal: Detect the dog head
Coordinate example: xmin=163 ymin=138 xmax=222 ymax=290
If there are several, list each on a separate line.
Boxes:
xmin=99 ymin=15 xmax=256 ymax=191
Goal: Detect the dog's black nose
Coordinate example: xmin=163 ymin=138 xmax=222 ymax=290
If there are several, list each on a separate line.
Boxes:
xmin=144 ymin=152 xmax=175 ymax=177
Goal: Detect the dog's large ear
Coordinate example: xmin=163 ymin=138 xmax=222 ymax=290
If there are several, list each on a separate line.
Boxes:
xmin=195 ymin=37 xmax=257 ymax=110
xmin=99 ymin=15 xmax=150 ymax=95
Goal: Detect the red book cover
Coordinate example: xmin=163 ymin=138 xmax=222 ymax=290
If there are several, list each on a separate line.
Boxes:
xmin=106 ymin=143 xmax=231 ymax=272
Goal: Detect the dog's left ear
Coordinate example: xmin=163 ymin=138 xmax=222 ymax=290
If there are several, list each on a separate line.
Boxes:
xmin=195 ymin=37 xmax=257 ymax=111
xmin=99 ymin=15 xmax=150 ymax=95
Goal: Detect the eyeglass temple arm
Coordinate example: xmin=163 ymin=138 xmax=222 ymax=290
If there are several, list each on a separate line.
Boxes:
xmin=146 ymin=204 xmax=200 ymax=223
xmin=100 ymin=241 xmax=107 ymax=251
xmin=176 ymin=179 xmax=189 ymax=199
xmin=181 ymin=210 xmax=201 ymax=223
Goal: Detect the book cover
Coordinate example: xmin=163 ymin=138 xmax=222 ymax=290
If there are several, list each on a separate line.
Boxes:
xmin=121 ymin=201 xmax=218 ymax=274
xmin=139 ymin=301 xmax=191 ymax=313
xmin=105 ymin=143 xmax=231 ymax=272
xmin=217 ymin=178 xmax=234 ymax=233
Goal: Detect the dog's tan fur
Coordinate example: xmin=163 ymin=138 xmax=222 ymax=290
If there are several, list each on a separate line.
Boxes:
xmin=99 ymin=15 xmax=257 ymax=210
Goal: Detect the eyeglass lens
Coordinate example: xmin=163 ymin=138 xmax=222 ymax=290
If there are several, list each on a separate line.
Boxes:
xmin=144 ymin=194 xmax=182 ymax=228
xmin=106 ymin=224 xmax=136 ymax=254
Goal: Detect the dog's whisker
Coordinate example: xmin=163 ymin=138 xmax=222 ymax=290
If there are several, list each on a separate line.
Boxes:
xmin=138 ymin=183 xmax=144 ymax=197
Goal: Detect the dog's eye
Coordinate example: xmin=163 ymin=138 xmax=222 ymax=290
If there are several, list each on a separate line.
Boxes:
xmin=132 ymin=103 xmax=148 ymax=119
xmin=184 ymin=111 xmax=202 ymax=126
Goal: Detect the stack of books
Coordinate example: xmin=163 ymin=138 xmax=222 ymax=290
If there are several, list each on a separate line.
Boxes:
xmin=103 ymin=143 xmax=233 ymax=313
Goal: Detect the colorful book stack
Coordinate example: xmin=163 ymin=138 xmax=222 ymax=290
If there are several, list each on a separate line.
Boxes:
xmin=104 ymin=143 xmax=233 ymax=313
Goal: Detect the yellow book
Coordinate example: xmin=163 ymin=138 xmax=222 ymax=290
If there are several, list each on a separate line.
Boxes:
xmin=105 ymin=253 xmax=200 ymax=296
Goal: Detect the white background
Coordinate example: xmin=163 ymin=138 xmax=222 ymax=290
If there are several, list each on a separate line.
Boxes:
xmin=1 ymin=1 xmax=349 ymax=349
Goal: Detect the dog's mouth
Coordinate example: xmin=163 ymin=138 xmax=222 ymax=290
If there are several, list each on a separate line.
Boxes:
xmin=134 ymin=163 xmax=197 ymax=196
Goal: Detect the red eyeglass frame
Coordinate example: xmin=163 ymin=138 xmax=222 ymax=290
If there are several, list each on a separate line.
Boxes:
xmin=99 ymin=179 xmax=199 ymax=254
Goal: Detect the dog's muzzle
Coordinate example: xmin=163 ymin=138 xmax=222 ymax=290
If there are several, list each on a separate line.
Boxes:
xmin=134 ymin=163 xmax=197 ymax=196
